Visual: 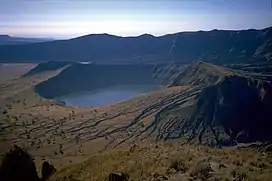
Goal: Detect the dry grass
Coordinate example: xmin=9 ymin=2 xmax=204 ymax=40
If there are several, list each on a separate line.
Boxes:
xmin=49 ymin=143 xmax=272 ymax=181
xmin=0 ymin=63 xmax=36 ymax=83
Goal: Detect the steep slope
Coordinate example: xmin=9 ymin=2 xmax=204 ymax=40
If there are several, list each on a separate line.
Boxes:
xmin=101 ymin=62 xmax=272 ymax=146
xmin=0 ymin=27 xmax=271 ymax=63
xmin=23 ymin=61 xmax=72 ymax=77
xmin=186 ymin=75 xmax=272 ymax=145
xmin=31 ymin=61 xmax=272 ymax=146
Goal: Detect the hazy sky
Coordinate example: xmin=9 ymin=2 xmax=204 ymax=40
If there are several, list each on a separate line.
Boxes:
xmin=0 ymin=0 xmax=271 ymax=38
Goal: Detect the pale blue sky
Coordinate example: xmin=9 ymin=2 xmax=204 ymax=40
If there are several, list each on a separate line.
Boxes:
xmin=0 ymin=0 xmax=271 ymax=38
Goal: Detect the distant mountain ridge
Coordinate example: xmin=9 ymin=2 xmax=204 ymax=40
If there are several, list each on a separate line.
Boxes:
xmin=0 ymin=26 xmax=271 ymax=64
xmin=0 ymin=35 xmax=54 ymax=45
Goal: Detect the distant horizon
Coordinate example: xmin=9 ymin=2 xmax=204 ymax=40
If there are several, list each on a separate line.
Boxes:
xmin=2 ymin=25 xmax=272 ymax=40
xmin=1 ymin=0 xmax=271 ymax=39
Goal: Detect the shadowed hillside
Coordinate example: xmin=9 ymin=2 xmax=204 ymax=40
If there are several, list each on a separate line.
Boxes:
xmin=97 ymin=62 xmax=272 ymax=146
xmin=0 ymin=27 xmax=271 ymax=64
xmin=35 ymin=63 xmax=160 ymax=98
xmin=34 ymin=62 xmax=187 ymax=98
xmin=176 ymin=70 xmax=272 ymax=145
xmin=23 ymin=61 xmax=72 ymax=77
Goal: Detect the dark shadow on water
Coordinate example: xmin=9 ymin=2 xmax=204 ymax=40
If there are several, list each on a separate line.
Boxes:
xmin=54 ymin=84 xmax=161 ymax=107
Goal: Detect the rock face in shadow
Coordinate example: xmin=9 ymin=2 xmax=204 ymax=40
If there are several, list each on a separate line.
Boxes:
xmin=0 ymin=146 xmax=56 ymax=181
xmin=0 ymin=145 xmax=40 ymax=181
xmin=23 ymin=61 xmax=72 ymax=77
xmin=41 ymin=161 xmax=56 ymax=181
xmin=169 ymin=62 xmax=272 ymax=144
xmin=108 ymin=173 xmax=129 ymax=181
xmin=184 ymin=75 xmax=272 ymax=145
xmin=35 ymin=63 xmax=160 ymax=98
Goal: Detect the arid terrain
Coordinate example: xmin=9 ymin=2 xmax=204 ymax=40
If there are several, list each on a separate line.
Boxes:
xmin=1 ymin=61 xmax=272 ymax=181
xmin=1 ymin=1 xmax=271 ymax=180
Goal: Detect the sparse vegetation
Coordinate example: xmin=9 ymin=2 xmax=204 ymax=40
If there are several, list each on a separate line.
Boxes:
xmin=189 ymin=161 xmax=212 ymax=180
xmin=1 ymin=60 xmax=272 ymax=181
xmin=48 ymin=144 xmax=272 ymax=181
xmin=169 ymin=158 xmax=190 ymax=173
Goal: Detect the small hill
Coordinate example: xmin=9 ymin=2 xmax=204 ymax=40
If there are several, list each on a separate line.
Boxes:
xmin=23 ymin=61 xmax=72 ymax=77
xmin=170 ymin=61 xmax=235 ymax=87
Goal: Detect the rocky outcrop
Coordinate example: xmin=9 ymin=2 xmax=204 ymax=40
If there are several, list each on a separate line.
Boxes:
xmin=41 ymin=161 xmax=56 ymax=181
xmin=0 ymin=146 xmax=56 ymax=181
xmin=0 ymin=145 xmax=40 ymax=181
xmin=108 ymin=173 xmax=129 ymax=181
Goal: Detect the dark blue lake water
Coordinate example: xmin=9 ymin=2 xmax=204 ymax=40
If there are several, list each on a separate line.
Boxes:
xmin=55 ymin=85 xmax=159 ymax=107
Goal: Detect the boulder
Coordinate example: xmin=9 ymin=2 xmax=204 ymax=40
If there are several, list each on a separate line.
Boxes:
xmin=41 ymin=161 xmax=56 ymax=181
xmin=108 ymin=173 xmax=129 ymax=181
xmin=0 ymin=145 xmax=40 ymax=181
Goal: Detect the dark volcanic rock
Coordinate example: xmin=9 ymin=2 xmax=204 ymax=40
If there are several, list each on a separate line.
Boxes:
xmin=0 ymin=145 xmax=40 ymax=181
xmin=108 ymin=173 xmax=129 ymax=181
xmin=41 ymin=161 xmax=56 ymax=181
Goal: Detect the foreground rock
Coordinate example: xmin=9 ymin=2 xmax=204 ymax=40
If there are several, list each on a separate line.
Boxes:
xmin=0 ymin=145 xmax=40 ymax=181
xmin=0 ymin=145 xmax=56 ymax=181
xmin=41 ymin=161 xmax=56 ymax=181
xmin=108 ymin=173 xmax=129 ymax=181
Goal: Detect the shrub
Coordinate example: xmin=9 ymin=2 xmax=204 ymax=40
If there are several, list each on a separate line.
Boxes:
xmin=189 ymin=161 xmax=212 ymax=180
xmin=169 ymin=159 xmax=189 ymax=173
